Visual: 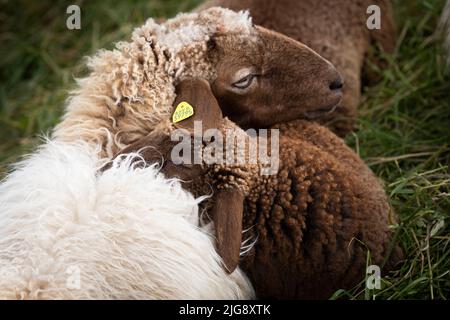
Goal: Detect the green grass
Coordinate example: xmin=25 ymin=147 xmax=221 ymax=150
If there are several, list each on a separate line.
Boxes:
xmin=0 ymin=0 xmax=203 ymax=172
xmin=343 ymin=0 xmax=450 ymax=299
xmin=0 ymin=0 xmax=449 ymax=299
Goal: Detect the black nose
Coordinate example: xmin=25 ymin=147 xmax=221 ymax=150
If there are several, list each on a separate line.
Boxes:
xmin=329 ymin=76 xmax=344 ymax=91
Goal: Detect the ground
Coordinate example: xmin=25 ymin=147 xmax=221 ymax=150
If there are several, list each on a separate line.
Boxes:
xmin=0 ymin=0 xmax=449 ymax=299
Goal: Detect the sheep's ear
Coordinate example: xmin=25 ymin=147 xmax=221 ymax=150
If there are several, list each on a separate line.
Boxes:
xmin=173 ymin=78 xmax=223 ymax=135
xmin=212 ymin=188 xmax=244 ymax=274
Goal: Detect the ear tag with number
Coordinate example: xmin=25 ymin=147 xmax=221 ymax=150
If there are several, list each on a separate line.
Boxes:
xmin=172 ymin=101 xmax=194 ymax=123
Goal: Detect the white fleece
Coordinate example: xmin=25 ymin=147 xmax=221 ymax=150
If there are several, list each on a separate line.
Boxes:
xmin=0 ymin=140 xmax=254 ymax=299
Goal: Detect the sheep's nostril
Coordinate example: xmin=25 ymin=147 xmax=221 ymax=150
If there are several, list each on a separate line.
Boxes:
xmin=329 ymin=76 xmax=344 ymax=91
xmin=329 ymin=77 xmax=344 ymax=91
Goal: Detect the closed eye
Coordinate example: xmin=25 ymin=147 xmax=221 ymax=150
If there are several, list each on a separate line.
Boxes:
xmin=232 ymin=74 xmax=257 ymax=89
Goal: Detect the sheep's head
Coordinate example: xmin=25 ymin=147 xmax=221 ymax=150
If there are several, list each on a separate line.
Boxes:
xmin=56 ymin=7 xmax=342 ymax=158
xmin=208 ymin=26 xmax=343 ymax=129
xmin=135 ymin=7 xmax=343 ymax=129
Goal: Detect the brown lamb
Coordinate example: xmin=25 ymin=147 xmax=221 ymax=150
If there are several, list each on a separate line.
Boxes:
xmin=53 ymin=8 xmax=343 ymax=159
xmin=115 ymin=79 xmax=403 ymax=299
xmin=196 ymin=0 xmax=397 ymax=136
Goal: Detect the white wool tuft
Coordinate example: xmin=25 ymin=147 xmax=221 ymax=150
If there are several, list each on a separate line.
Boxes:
xmin=0 ymin=140 xmax=254 ymax=299
xmin=140 ymin=9 xmax=253 ymax=54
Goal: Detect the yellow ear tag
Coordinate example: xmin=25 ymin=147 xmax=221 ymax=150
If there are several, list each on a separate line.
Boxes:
xmin=172 ymin=101 xmax=194 ymax=123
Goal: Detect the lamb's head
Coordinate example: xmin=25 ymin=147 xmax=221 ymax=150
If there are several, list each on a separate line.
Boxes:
xmin=159 ymin=7 xmax=343 ymax=129
xmin=55 ymin=7 xmax=341 ymax=157
xmin=209 ymin=26 xmax=343 ymax=129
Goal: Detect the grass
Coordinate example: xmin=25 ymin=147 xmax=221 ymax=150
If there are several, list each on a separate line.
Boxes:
xmin=0 ymin=0 xmax=449 ymax=299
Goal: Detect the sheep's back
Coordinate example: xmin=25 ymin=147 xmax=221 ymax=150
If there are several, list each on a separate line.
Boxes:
xmin=241 ymin=120 xmax=398 ymax=299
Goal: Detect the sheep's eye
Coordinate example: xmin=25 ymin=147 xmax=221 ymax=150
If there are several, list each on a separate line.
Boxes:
xmin=232 ymin=74 xmax=256 ymax=89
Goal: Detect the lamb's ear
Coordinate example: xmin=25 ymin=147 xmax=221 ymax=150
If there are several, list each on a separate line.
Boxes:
xmin=212 ymin=188 xmax=244 ymax=274
xmin=173 ymin=78 xmax=223 ymax=135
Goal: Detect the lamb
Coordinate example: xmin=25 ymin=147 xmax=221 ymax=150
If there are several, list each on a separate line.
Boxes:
xmin=0 ymin=7 xmax=343 ymax=299
xmin=54 ymin=7 xmax=342 ymax=159
xmin=116 ymin=78 xmax=403 ymax=299
xmin=196 ymin=0 xmax=397 ymax=136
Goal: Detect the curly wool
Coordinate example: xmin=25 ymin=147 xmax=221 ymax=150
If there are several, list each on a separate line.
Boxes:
xmin=238 ymin=120 xmax=402 ymax=299
xmin=159 ymin=118 xmax=402 ymax=299
xmin=53 ymin=8 xmax=254 ymax=158
xmin=0 ymin=8 xmax=259 ymax=300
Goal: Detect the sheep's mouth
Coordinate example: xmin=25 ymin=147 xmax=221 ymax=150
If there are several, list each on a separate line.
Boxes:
xmin=303 ymin=104 xmax=338 ymax=119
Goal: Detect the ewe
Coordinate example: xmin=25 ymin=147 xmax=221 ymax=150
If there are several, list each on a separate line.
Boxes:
xmin=0 ymin=8 xmax=341 ymax=299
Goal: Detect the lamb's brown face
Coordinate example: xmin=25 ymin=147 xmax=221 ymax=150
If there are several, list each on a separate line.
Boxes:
xmin=210 ymin=26 xmax=343 ymax=129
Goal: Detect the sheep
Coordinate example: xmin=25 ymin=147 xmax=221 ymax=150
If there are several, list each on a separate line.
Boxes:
xmin=116 ymin=78 xmax=403 ymax=299
xmin=0 ymin=140 xmax=254 ymax=299
xmin=0 ymin=7 xmax=342 ymax=299
xmin=54 ymin=7 xmax=342 ymax=159
xmin=196 ymin=0 xmax=397 ymax=136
